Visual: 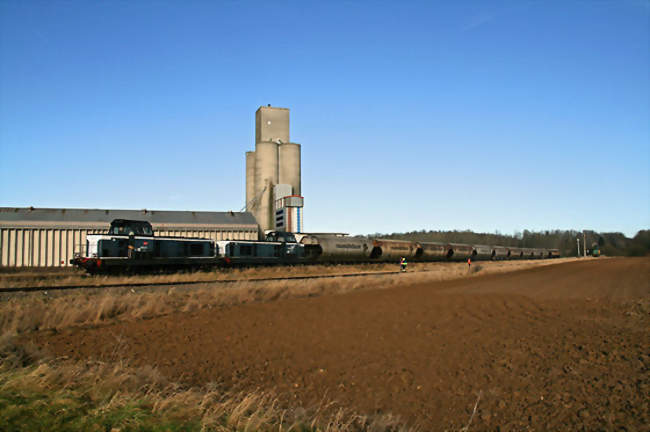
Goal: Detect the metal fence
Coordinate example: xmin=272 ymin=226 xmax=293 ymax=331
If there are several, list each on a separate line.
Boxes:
xmin=0 ymin=227 xmax=257 ymax=267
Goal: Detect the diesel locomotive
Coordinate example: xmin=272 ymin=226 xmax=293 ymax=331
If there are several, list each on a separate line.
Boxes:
xmin=71 ymin=219 xmax=560 ymax=273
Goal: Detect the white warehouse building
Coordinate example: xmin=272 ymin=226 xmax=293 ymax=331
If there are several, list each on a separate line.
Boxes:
xmin=0 ymin=207 xmax=258 ymax=268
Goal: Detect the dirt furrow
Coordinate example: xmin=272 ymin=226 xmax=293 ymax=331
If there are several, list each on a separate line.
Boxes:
xmin=29 ymin=258 xmax=650 ymax=430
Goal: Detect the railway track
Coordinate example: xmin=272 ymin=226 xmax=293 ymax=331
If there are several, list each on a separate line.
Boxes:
xmin=0 ymin=269 xmax=407 ymax=294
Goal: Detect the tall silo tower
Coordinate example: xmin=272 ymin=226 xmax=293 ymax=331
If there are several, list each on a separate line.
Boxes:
xmin=245 ymin=106 xmax=303 ymax=236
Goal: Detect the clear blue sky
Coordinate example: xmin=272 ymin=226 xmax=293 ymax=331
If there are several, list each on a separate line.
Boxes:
xmin=1 ymin=1 xmax=648 ymax=237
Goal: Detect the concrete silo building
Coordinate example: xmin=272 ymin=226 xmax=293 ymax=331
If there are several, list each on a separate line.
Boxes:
xmin=245 ymin=105 xmax=304 ymax=235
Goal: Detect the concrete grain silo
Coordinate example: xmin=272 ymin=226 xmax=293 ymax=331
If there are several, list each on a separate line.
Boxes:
xmin=255 ymin=106 xmax=289 ymax=144
xmin=279 ymin=142 xmax=301 ymax=196
xmin=246 ymin=105 xmax=303 ymax=236
xmin=245 ymin=151 xmax=256 ymax=211
xmin=254 ymin=141 xmax=279 ymax=232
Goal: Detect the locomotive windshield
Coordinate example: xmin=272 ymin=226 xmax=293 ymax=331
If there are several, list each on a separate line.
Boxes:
xmin=265 ymin=231 xmax=297 ymax=243
xmin=109 ymin=219 xmax=154 ymax=236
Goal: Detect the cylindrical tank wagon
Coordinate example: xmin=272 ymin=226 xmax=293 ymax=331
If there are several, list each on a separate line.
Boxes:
xmin=472 ymin=245 xmax=493 ymax=260
xmin=521 ymin=248 xmax=536 ymax=259
xmin=418 ymin=242 xmax=450 ymax=261
xmin=492 ymin=246 xmax=509 ymax=260
xmin=447 ymin=243 xmax=474 ymax=261
xmin=508 ymin=247 xmax=524 ymax=259
xmin=370 ymin=239 xmax=421 ymax=260
xmin=300 ymin=235 xmax=373 ymax=262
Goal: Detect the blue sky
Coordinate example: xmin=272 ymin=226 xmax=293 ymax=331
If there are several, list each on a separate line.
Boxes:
xmin=0 ymin=1 xmax=648 ymax=237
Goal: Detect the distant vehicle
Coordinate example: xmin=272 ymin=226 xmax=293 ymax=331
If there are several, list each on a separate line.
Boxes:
xmin=70 ymin=219 xmax=561 ymax=273
xmin=591 ymin=244 xmax=601 ymax=257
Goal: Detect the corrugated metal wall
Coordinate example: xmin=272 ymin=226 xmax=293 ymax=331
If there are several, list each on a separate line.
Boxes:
xmin=0 ymin=227 xmax=257 ymax=267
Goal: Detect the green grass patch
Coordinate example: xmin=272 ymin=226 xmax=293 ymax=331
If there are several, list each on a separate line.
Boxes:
xmin=0 ymin=381 xmax=200 ymax=432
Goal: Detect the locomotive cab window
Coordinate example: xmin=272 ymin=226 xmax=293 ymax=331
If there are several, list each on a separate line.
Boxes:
xmin=109 ymin=219 xmax=153 ymax=236
xmin=281 ymin=233 xmax=296 ymax=243
xmin=266 ymin=232 xmax=296 ymax=243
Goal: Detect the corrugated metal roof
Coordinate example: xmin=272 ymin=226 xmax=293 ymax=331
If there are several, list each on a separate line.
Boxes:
xmin=0 ymin=207 xmax=258 ymax=227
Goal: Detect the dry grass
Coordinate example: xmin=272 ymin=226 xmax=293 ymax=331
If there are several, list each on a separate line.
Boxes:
xmin=0 ymin=257 xmax=585 ymax=289
xmin=0 ymin=335 xmax=414 ymax=431
xmin=0 ymin=258 xmax=584 ymax=336
xmin=0 ymin=263 xmax=401 ymax=289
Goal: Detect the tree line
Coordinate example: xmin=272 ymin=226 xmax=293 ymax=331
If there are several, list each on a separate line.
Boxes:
xmin=363 ymin=229 xmax=650 ymax=257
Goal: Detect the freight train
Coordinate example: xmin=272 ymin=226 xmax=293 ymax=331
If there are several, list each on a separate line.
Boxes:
xmin=70 ymin=219 xmax=560 ymax=273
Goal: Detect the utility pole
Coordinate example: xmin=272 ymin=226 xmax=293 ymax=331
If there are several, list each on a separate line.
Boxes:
xmin=583 ymin=231 xmax=587 ymax=257
xmin=577 ymin=238 xmax=581 ymax=257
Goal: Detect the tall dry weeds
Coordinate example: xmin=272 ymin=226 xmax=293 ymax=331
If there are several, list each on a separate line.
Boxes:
xmin=0 ymin=257 xmax=586 ymax=290
xmin=0 ymin=258 xmax=582 ymax=336
xmin=0 ymin=334 xmax=414 ymax=431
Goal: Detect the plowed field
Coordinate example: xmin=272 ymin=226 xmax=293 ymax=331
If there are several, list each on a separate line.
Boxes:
xmin=31 ymin=258 xmax=650 ymax=431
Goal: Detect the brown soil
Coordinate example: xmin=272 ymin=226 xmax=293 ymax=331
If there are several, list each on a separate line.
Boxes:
xmin=29 ymin=258 xmax=650 ymax=431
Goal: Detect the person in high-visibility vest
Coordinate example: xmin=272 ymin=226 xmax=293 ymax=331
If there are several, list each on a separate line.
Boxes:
xmin=400 ymin=257 xmax=408 ymax=272
xmin=128 ymin=232 xmax=135 ymax=259
xmin=467 ymin=257 xmax=471 ymax=271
